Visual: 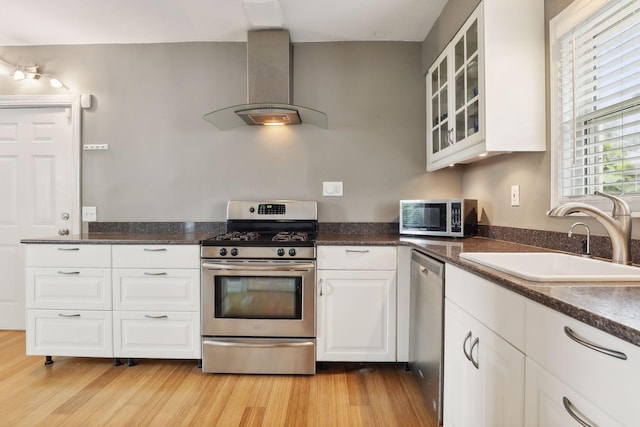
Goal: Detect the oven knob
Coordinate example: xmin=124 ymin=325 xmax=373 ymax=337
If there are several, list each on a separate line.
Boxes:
xmin=219 ymin=248 xmax=227 ymax=256
xmin=289 ymin=248 xmax=297 ymax=257
xmin=230 ymin=248 xmax=238 ymax=256
xmin=277 ymin=248 xmax=285 ymax=257
xmin=249 ymin=207 xmax=255 ymax=213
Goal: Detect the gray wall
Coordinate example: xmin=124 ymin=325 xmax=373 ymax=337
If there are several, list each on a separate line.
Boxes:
xmin=0 ymin=41 xmax=462 ymax=223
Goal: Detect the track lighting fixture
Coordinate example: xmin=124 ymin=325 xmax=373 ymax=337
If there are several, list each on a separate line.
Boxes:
xmin=0 ymin=58 xmax=66 ymax=89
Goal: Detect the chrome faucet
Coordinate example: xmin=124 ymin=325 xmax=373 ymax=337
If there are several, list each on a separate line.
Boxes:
xmin=568 ymin=222 xmax=591 ymax=257
xmin=548 ymin=192 xmax=632 ymax=264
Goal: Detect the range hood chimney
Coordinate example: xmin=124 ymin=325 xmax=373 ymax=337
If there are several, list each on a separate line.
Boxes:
xmin=203 ymin=29 xmax=328 ymax=130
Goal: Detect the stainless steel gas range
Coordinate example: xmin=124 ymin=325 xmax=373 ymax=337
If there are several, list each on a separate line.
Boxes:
xmin=200 ymin=200 xmax=317 ymax=375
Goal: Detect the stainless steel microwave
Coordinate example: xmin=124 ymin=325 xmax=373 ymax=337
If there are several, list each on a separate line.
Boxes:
xmin=399 ymin=199 xmax=478 ymax=237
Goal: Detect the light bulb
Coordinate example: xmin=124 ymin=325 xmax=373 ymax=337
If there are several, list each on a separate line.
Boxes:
xmin=13 ymin=69 xmax=25 ymax=80
xmin=49 ymin=78 xmax=62 ymax=88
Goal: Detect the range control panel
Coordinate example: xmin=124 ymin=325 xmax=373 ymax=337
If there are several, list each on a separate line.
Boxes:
xmin=258 ymin=203 xmax=286 ymax=215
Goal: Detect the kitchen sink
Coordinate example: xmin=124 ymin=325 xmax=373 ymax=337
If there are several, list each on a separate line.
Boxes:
xmin=458 ymin=252 xmax=640 ymax=282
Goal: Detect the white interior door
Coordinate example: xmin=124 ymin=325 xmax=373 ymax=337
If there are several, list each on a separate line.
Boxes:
xmin=0 ymin=106 xmax=77 ymax=329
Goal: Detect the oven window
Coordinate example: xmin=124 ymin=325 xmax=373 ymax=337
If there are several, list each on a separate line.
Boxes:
xmin=214 ymin=276 xmax=302 ymax=319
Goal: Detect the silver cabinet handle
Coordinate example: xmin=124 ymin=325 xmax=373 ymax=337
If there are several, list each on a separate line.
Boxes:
xmin=319 ymin=278 xmax=324 ymax=296
xmin=345 ymin=249 xmax=370 ymax=253
xmin=144 ymin=314 xmax=168 ymax=319
xmin=58 ymin=313 xmax=81 ymax=318
xmin=447 ymin=128 xmax=454 ymax=143
xmin=57 ymin=247 xmax=79 ymax=251
xmin=562 ymin=397 xmax=595 ymax=427
xmin=463 ymin=331 xmax=472 ymax=362
xmin=564 ymin=326 xmax=627 ymax=360
xmin=143 ymin=248 xmax=167 ymax=252
xmin=57 ymin=271 xmax=80 ymax=275
xmin=203 ymin=340 xmax=314 ymax=349
xmin=470 ymin=337 xmax=480 ymax=369
xmin=144 ymin=272 xmax=168 ymax=276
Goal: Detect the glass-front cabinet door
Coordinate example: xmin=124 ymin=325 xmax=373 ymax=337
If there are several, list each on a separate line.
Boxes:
xmin=454 ymin=19 xmax=480 ymax=143
xmin=427 ymin=51 xmax=451 ymax=159
xmin=426 ymin=6 xmax=485 ymax=172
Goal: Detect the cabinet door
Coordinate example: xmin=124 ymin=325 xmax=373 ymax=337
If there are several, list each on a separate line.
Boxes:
xmin=426 ymin=49 xmax=452 ymax=162
xmin=444 ymin=299 xmax=525 ymax=427
xmin=112 ymin=268 xmax=200 ymax=311
xmin=26 ymin=267 xmax=112 ymax=310
xmin=525 ymin=359 xmax=624 ymax=427
xmin=452 ymin=11 xmax=482 ymax=146
xmin=316 ymin=270 xmax=396 ymax=361
xmin=26 ymin=309 xmax=113 ymax=357
xmin=113 ymin=311 xmax=201 ymax=359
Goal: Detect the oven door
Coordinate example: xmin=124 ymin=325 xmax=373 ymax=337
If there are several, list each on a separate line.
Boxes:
xmin=201 ymin=259 xmax=315 ymax=338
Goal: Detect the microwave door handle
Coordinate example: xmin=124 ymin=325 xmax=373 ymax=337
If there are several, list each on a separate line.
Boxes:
xmin=202 ymin=262 xmax=315 ymax=272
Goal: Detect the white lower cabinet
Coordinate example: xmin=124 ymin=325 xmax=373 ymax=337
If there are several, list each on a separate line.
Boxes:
xmin=25 ymin=244 xmax=113 ymax=358
xmin=525 ymin=358 xmax=624 ymax=427
xmin=113 ymin=311 xmax=200 ymax=359
xmin=24 ymin=243 xmax=201 ymax=362
xmin=444 ymin=265 xmax=526 ymax=427
xmin=525 ymin=301 xmax=639 ymax=427
xmin=444 ymin=299 xmax=525 ymax=427
xmin=26 ymin=309 xmax=113 ymax=357
xmin=316 ymin=246 xmax=397 ymax=362
xmin=111 ymin=245 xmax=201 ymax=360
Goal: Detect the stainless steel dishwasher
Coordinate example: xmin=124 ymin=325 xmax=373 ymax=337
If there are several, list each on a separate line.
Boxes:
xmin=409 ymin=250 xmax=445 ymax=426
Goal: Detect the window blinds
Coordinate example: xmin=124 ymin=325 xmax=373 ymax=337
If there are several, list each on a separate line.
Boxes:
xmin=558 ymin=0 xmax=640 ymax=199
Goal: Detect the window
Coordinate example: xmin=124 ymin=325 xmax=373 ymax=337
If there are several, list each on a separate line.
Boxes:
xmin=550 ymin=0 xmax=640 ymax=212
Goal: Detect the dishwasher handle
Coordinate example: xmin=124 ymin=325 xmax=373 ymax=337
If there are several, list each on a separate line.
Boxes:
xmin=412 ymin=250 xmax=444 ymax=278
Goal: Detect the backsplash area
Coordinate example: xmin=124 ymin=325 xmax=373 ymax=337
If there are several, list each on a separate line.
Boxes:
xmin=478 ymin=225 xmax=640 ymax=265
xmin=88 ymin=222 xmax=640 ymax=264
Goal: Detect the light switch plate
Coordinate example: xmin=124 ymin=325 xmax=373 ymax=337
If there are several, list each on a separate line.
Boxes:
xmin=323 ymin=181 xmax=343 ymax=197
xmin=511 ymin=185 xmax=520 ymax=207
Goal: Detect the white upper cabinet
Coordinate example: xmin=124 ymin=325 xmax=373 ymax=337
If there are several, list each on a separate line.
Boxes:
xmin=426 ymin=0 xmax=545 ymax=171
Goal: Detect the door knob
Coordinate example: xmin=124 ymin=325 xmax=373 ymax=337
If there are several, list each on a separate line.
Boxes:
xmin=58 ymin=228 xmax=70 ymax=236
xmin=61 ymin=212 xmax=70 ymax=220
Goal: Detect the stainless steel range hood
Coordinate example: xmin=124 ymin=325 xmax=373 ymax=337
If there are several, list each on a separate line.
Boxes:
xmin=204 ymin=30 xmax=327 ymax=130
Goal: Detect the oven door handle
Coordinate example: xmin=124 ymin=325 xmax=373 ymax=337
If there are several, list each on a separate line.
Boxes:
xmin=203 ymin=340 xmax=314 ymax=349
xmin=202 ymin=262 xmax=315 ymax=272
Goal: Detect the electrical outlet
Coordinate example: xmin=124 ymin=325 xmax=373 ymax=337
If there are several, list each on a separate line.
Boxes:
xmin=83 ymin=144 xmax=109 ymax=151
xmin=511 ymin=185 xmax=520 ymax=207
xmin=82 ymin=206 xmax=97 ymax=222
xmin=323 ymin=181 xmax=343 ymax=197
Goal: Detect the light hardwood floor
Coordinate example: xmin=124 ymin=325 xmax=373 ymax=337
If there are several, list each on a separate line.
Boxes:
xmin=0 ymin=331 xmax=437 ymax=427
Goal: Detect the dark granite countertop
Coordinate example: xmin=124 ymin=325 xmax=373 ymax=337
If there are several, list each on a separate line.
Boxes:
xmin=21 ymin=231 xmax=640 ymax=347
xmin=20 ymin=232 xmax=213 ymax=245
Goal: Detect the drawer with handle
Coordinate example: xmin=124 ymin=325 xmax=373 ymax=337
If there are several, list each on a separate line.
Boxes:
xmin=317 ymin=246 xmax=397 ymax=270
xmin=526 ymin=301 xmax=638 ymax=426
xmin=26 ymin=244 xmax=111 ymax=268
xmin=112 ymin=245 xmax=199 ymax=268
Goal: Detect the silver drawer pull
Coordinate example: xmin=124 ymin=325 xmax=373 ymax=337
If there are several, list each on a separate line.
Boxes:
xmin=57 ymin=247 xmax=80 ymax=251
xmin=58 ymin=313 xmax=81 ymax=318
xmin=463 ymin=331 xmax=472 ymax=362
xmin=470 ymin=337 xmax=480 ymax=369
xmin=564 ymin=326 xmax=627 ymax=360
xmin=562 ymin=397 xmax=595 ymax=427
xmin=144 ymin=314 xmax=169 ymax=319
xmin=57 ymin=271 xmax=80 ymax=275
xmin=345 ymin=249 xmax=370 ymax=253
xmin=143 ymin=248 xmax=167 ymax=252
xmin=143 ymin=272 xmax=168 ymax=276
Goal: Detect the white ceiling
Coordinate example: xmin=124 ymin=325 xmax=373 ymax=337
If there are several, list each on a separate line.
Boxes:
xmin=0 ymin=0 xmax=448 ymax=46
